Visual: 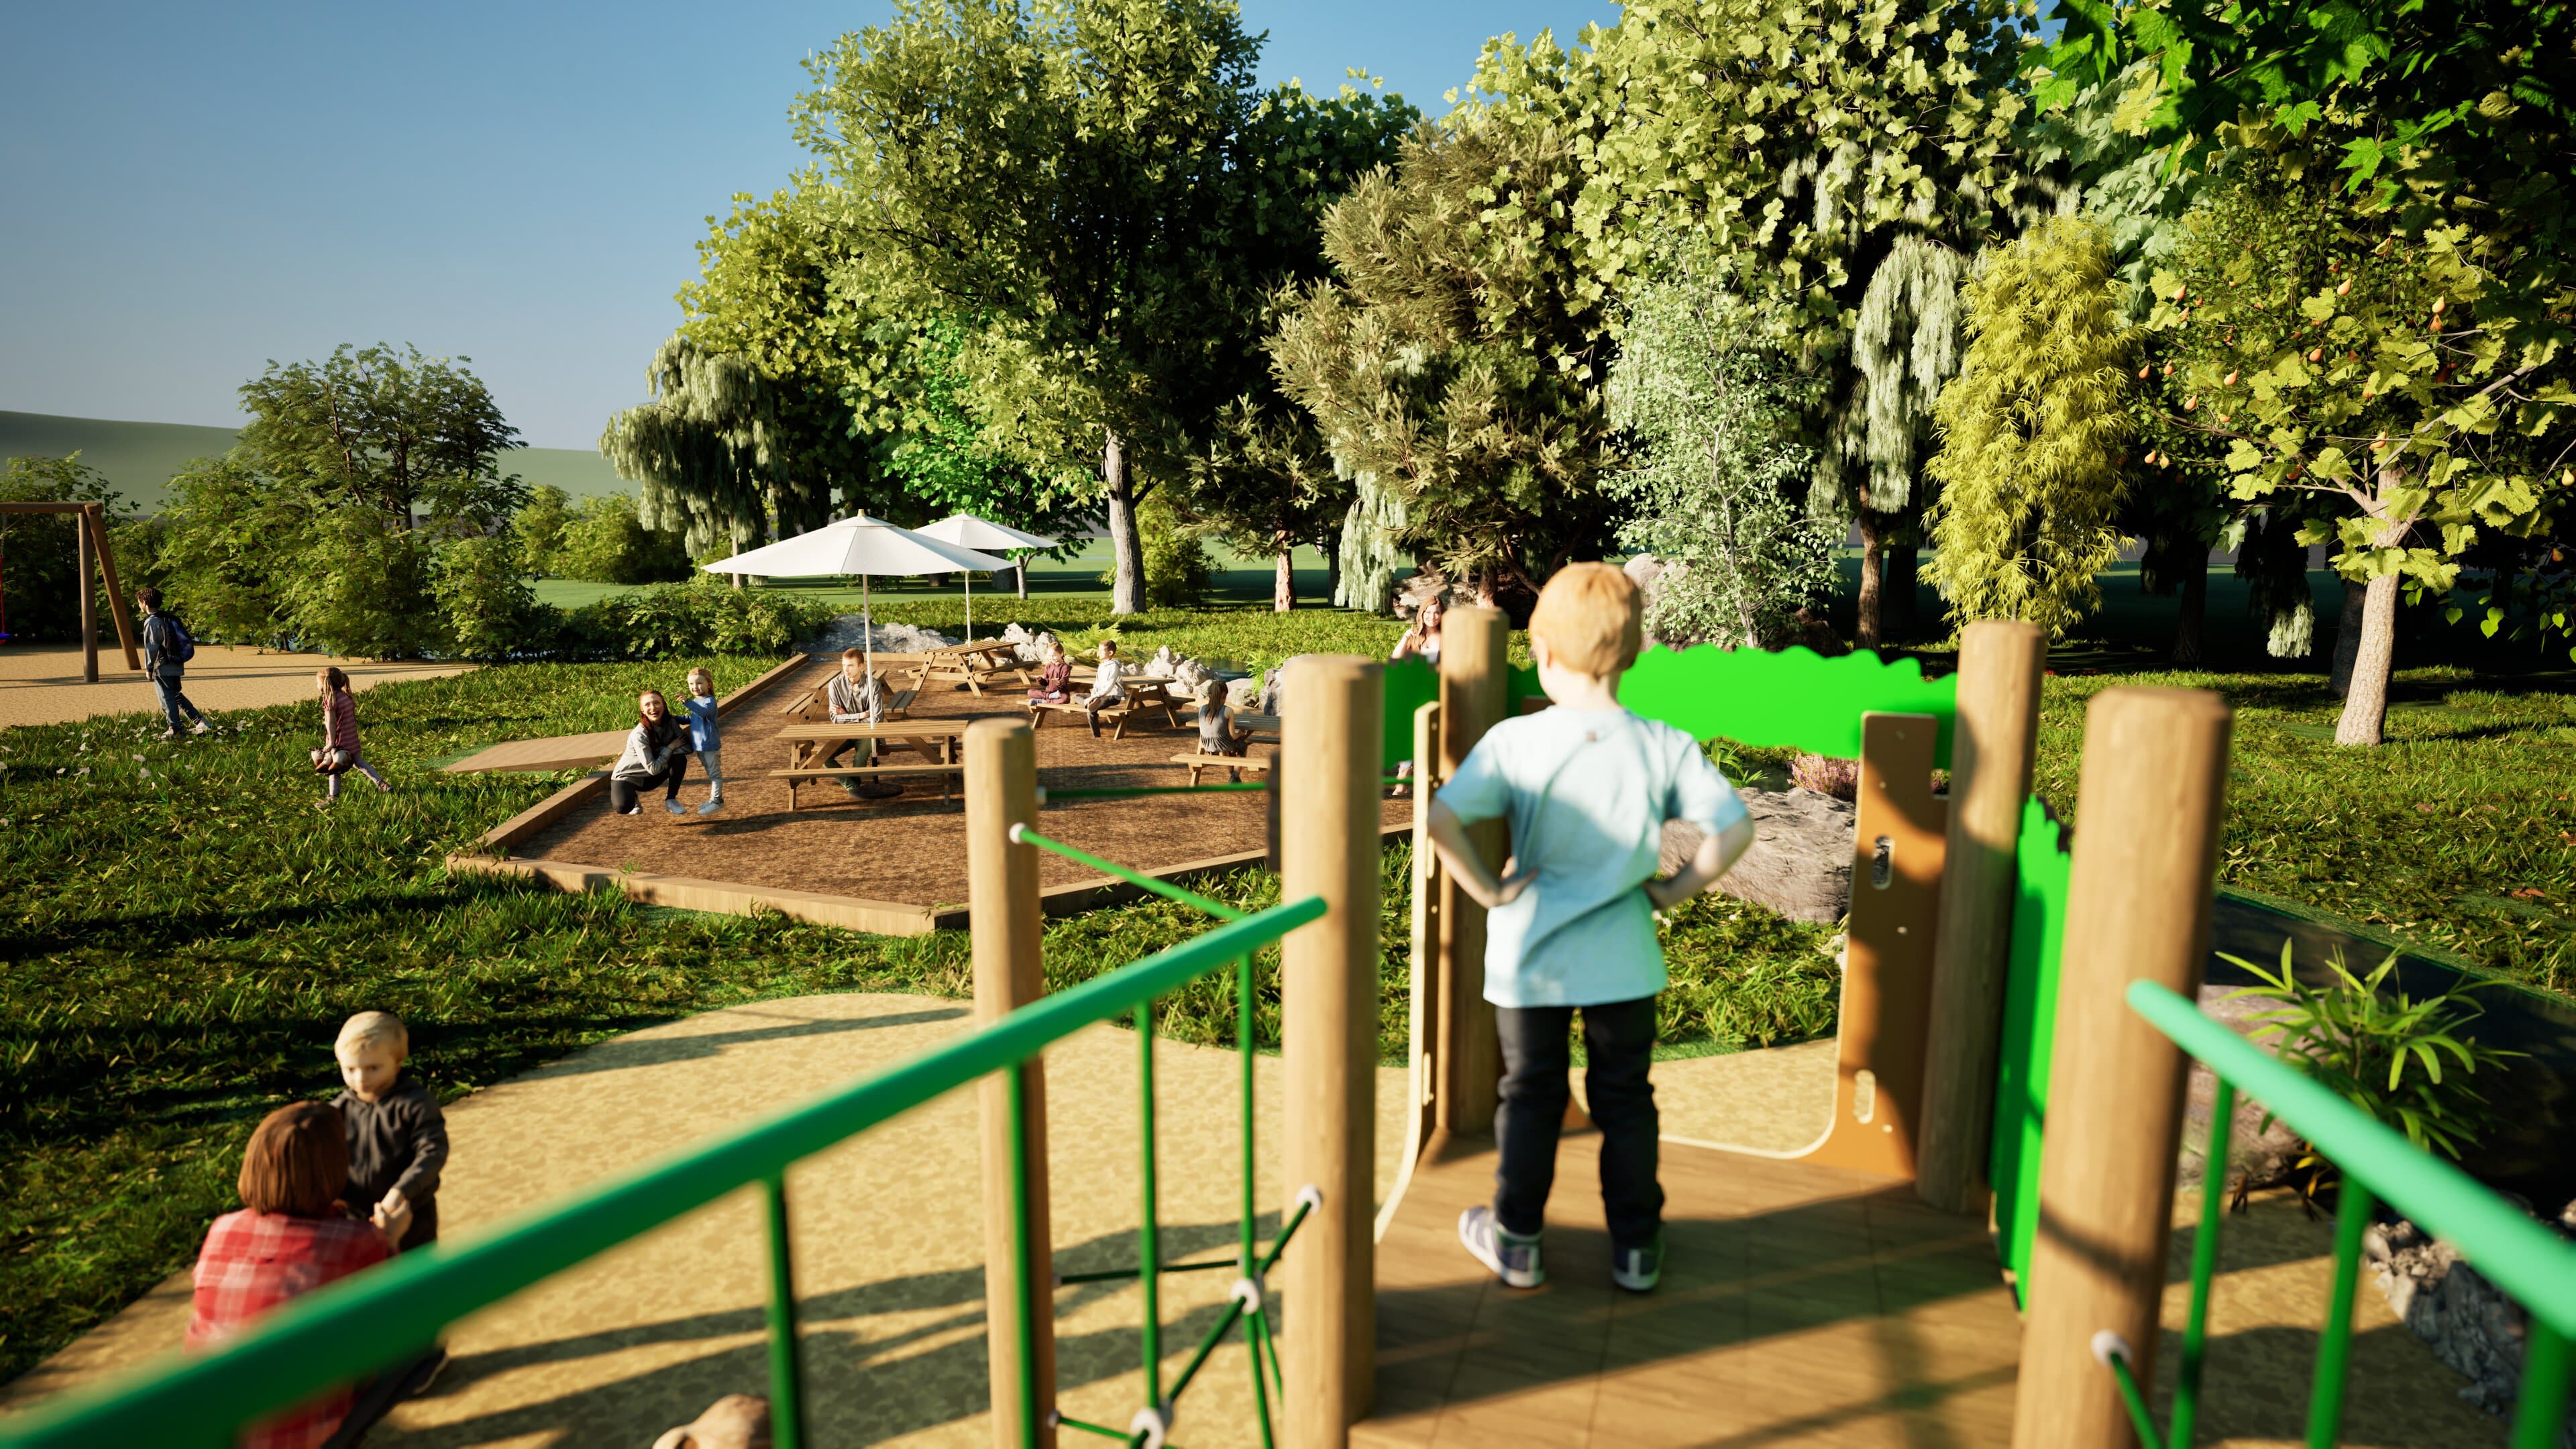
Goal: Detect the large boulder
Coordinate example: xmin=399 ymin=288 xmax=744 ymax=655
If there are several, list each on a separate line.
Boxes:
xmin=1662 ymin=786 xmax=1856 ymax=924
xmin=2367 ymin=1201 xmax=2576 ymax=1444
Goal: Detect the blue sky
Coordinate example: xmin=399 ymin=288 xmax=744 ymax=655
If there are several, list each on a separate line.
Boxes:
xmin=0 ymin=1 xmax=1617 ymax=449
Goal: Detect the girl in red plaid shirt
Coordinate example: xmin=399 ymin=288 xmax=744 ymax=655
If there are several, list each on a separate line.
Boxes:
xmin=187 ymin=1102 xmax=396 ymax=1449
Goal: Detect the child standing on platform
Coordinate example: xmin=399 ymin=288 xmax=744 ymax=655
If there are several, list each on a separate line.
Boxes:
xmin=1426 ymin=564 xmax=1755 ymax=1294
xmin=332 ymin=1011 xmax=447 ymax=1253
xmin=683 ymin=667 xmax=724 ymax=816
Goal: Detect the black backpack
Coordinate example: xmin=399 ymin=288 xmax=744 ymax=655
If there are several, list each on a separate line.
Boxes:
xmin=155 ymin=613 xmax=196 ymax=666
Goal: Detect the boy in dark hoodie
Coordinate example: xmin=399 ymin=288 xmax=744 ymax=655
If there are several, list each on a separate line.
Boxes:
xmin=332 ymin=1011 xmax=447 ymax=1250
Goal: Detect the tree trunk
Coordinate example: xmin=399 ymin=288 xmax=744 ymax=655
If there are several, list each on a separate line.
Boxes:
xmin=1884 ymin=540 xmax=1918 ymax=641
xmin=2172 ymin=544 xmax=2208 ymax=667
xmin=1274 ymin=534 xmax=1295 ymax=612
xmin=1016 ymin=559 xmax=1029 ymax=599
xmin=1855 ymin=510 xmax=1886 ymax=651
xmin=1324 ymin=542 xmax=1342 ymax=607
xmin=2334 ymin=572 xmax=2400 ymax=745
xmin=1104 ymin=431 xmax=1145 ymax=615
xmin=2328 ymin=575 xmax=2367 ymax=698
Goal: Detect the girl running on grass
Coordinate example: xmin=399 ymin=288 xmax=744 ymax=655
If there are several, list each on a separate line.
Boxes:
xmin=311 ymin=667 xmax=390 ymax=803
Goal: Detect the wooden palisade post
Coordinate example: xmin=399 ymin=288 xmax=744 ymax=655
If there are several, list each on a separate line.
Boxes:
xmin=965 ymin=718 xmax=1056 ymax=1448
xmin=1282 ymin=653 xmax=1381 ymax=1448
xmin=1433 ymin=606 xmax=1507 ymax=1132
xmin=2010 ymin=688 xmax=2233 ymax=1449
xmin=1917 ymin=619 xmax=2047 ymax=1212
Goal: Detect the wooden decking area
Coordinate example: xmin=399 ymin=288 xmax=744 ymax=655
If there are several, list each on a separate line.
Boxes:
xmin=1361 ymin=1130 xmax=2022 ymax=1448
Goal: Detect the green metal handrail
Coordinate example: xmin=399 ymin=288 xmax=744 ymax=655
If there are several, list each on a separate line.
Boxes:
xmin=2104 ymin=980 xmax=2576 ymax=1449
xmin=0 ymin=896 xmax=1326 ymax=1449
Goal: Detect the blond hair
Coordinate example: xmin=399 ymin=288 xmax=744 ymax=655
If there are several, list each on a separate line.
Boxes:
xmin=686 ymin=667 xmax=714 ymax=696
xmin=336 ymin=1010 xmax=409 ymax=1058
xmin=1529 ymin=563 xmax=1642 ymax=677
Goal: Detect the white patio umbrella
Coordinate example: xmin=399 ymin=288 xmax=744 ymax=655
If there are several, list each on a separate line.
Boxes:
xmin=916 ymin=515 xmax=1059 ymax=640
xmin=698 ymin=514 xmax=1013 ymax=676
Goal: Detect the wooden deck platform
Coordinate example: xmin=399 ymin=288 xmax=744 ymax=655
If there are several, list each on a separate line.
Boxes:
xmin=1360 ymin=1130 xmax=2022 ymax=1448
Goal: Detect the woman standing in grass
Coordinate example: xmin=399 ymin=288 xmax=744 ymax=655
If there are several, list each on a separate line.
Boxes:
xmin=311 ymin=667 xmax=390 ymax=804
xmin=610 ymin=688 xmax=690 ymax=816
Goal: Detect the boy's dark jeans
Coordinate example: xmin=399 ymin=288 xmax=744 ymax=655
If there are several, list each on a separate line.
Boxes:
xmin=1493 ymin=996 xmax=1662 ymax=1250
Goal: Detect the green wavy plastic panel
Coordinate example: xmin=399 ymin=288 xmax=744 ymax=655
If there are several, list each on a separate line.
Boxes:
xmin=1990 ymin=796 xmax=2074 ymax=1309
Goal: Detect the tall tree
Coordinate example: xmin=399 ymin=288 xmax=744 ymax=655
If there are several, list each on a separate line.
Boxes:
xmin=1184 ymin=391 xmax=1344 ymax=611
xmin=236 ymin=343 xmax=523 ymax=532
xmin=794 ymin=0 xmax=1411 ymax=613
xmin=600 ymin=336 xmax=803 ymax=561
xmin=1603 ymin=235 xmax=1837 ymax=647
xmin=1468 ymin=0 xmax=2042 ymax=645
xmin=2156 ymin=126 xmax=2573 ymax=745
xmin=1271 ymin=119 xmax=1619 ymax=608
xmin=1923 ymin=216 xmax=2137 ymax=638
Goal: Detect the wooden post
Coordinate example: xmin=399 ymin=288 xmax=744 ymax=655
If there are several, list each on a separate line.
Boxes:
xmin=2010 ymin=688 xmax=2232 ymax=1449
xmin=85 ymin=505 xmax=142 ymax=672
xmin=1433 ymin=606 xmax=1507 ymax=1132
xmin=965 ymin=719 xmax=1056 ymax=1448
xmin=76 ymin=509 xmax=98 ymax=683
xmin=1282 ymin=653 xmax=1382 ymax=1448
xmin=1917 ymin=620 xmax=2047 ymax=1212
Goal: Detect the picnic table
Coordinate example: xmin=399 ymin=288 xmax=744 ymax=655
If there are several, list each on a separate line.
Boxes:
xmin=1027 ymin=673 xmax=1189 ymax=739
xmin=777 ymin=656 xmax=930 ymax=721
xmin=770 ymin=720 xmax=971 ymax=810
xmin=899 ymin=639 xmax=1031 ymax=697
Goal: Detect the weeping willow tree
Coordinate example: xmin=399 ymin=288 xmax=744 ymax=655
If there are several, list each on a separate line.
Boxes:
xmin=1923 ymin=217 xmax=2136 ymax=638
xmin=599 ymin=337 xmax=823 ymax=561
xmin=1819 ymin=235 xmax=1974 ymax=645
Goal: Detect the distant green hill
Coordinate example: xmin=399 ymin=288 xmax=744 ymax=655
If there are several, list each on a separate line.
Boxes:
xmin=0 ymin=409 xmax=633 ymax=513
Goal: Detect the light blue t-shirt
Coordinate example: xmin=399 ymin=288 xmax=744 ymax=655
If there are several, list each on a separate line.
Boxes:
xmin=1434 ymin=706 xmax=1749 ymax=1009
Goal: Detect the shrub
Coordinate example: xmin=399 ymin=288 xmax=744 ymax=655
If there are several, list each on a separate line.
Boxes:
xmin=1107 ymin=493 xmax=1213 ymax=608
xmin=511 ymin=484 xmax=576 ymax=574
xmin=0 ymin=455 xmax=129 ymax=643
xmin=434 ymin=535 xmax=543 ymax=659
xmin=281 ymin=511 xmax=441 ymax=659
xmin=564 ymin=576 xmax=835 ymax=659
xmin=1789 ymin=754 xmax=1859 ymax=800
xmin=551 ymin=493 xmax=692 ymax=585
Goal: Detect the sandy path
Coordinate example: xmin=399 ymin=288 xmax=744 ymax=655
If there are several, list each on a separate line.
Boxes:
xmin=0 ymin=642 xmax=466 ymax=730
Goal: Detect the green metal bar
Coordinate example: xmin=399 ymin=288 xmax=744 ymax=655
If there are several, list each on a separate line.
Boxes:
xmin=2512 ymin=1320 xmax=2572 ymax=1449
xmin=1239 ymin=951 xmax=1257 ymax=1281
xmin=1247 ymin=1307 xmax=1278 ymax=1449
xmin=1252 ymin=1305 xmax=1286 ymax=1407
xmin=1165 ymin=1293 xmax=1248 ymax=1407
xmin=761 ymin=1174 xmax=806 ymax=1449
xmin=1056 ymin=1257 xmax=1236 ymax=1287
xmin=2305 ymin=1178 xmax=2375 ymax=1448
xmin=2171 ymin=1077 xmax=2235 ymax=1449
xmin=1138 ymin=996 xmax=1163 ymax=1417
xmin=2104 ymin=1342 xmax=2164 ymax=1446
xmin=1008 ymin=1067 xmax=1040 ymax=1449
xmin=0 ymin=896 xmax=1326 ymax=1449
xmin=1011 ymin=824 xmax=1249 ymax=920
xmin=1259 ymin=1195 xmax=1314 ymax=1277
xmin=1042 ymin=782 xmax=1269 ymax=800
xmin=1054 ymin=1413 xmax=1130 ymax=1440
xmin=2127 ymin=981 xmax=2576 ymax=1340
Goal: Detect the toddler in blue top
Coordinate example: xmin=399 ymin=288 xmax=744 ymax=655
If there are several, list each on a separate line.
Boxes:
xmin=1428 ymin=562 xmax=1755 ymax=1294
xmin=683 ymin=667 xmax=723 ymax=816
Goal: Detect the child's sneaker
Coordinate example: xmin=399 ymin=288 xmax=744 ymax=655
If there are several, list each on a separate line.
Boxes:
xmin=1458 ymin=1205 xmax=1544 ymax=1289
xmin=696 ymin=798 xmax=724 ymax=815
xmin=1611 ymin=1232 xmax=1664 ymax=1293
xmin=663 ymin=800 xmax=688 ymax=816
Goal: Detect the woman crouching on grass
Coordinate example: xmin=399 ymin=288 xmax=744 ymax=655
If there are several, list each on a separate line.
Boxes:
xmin=610 ymin=688 xmax=691 ymax=816
xmin=187 ymin=1102 xmax=397 ymax=1448
xmin=311 ymin=667 xmax=390 ymax=805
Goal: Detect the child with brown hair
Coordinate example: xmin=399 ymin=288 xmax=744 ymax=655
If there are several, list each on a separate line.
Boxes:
xmin=311 ymin=667 xmax=390 ymax=802
xmin=1081 ymin=639 xmax=1126 ymax=737
xmin=1426 ymin=563 xmax=1756 ymax=1294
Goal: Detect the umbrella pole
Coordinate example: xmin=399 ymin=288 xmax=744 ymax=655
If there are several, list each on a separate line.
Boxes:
xmin=964 ymin=570 xmax=971 ymax=643
xmin=862 ymin=573 xmax=873 ymax=680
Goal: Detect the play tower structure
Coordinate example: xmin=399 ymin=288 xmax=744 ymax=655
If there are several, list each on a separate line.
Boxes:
xmin=5 ymin=616 xmax=2571 ymax=1448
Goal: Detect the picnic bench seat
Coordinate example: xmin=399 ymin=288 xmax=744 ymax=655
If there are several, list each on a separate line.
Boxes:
xmin=1026 ymin=696 xmax=1177 ymax=739
xmin=780 ymin=684 xmax=920 ymax=721
xmin=767 ymin=761 xmax=965 ymax=810
xmin=1173 ymin=753 xmax=1271 ymax=786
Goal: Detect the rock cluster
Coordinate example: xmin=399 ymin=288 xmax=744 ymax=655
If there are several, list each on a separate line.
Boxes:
xmin=798 ymin=616 xmax=958 ymax=657
xmin=2366 ymin=1202 xmax=2576 ymax=1444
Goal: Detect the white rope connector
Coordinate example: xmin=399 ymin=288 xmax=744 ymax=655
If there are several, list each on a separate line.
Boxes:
xmin=1230 ymin=1273 xmax=1265 ymax=1314
xmin=1129 ymin=1403 xmax=1172 ymax=1449
xmin=1295 ymin=1183 xmax=1325 ymax=1214
xmin=1032 ymin=786 xmax=1049 ymax=807
xmin=1008 ymin=822 xmax=1029 ymax=844
xmin=2090 ymin=1329 xmax=2134 ymax=1368
xmin=1046 ymin=1409 xmax=1063 ymax=1428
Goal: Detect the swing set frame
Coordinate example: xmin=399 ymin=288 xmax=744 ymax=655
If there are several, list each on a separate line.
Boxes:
xmin=0 ymin=501 xmax=142 ymax=680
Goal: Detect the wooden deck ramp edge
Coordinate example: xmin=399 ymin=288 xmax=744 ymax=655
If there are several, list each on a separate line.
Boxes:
xmin=440 ymin=654 xmax=810 ymax=773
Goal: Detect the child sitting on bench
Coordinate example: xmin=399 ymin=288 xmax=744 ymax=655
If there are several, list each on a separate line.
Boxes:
xmin=1081 ymin=639 xmax=1126 ymax=737
xmin=1193 ymin=678 xmax=1248 ymax=757
xmin=1426 ymin=564 xmax=1755 ymax=1295
xmin=1028 ymin=635 xmax=1073 ymax=704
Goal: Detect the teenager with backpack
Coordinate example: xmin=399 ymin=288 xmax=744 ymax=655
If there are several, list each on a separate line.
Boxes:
xmin=136 ymin=588 xmax=215 ymax=739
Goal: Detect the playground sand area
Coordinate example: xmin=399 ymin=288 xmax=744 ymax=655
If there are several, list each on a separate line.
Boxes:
xmin=0 ymin=641 xmax=467 ymax=730
xmin=512 ymin=655 xmax=1407 ymax=906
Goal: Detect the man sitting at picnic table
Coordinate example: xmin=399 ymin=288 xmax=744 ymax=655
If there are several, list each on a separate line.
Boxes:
xmin=822 ymin=647 xmax=902 ymax=800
